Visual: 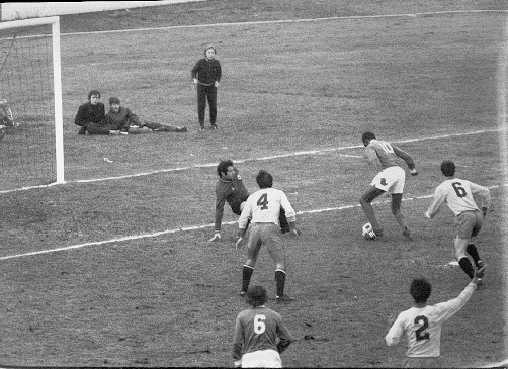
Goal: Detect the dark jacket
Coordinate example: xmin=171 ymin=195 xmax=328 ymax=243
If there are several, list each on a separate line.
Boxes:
xmin=105 ymin=106 xmax=141 ymax=131
xmin=74 ymin=102 xmax=105 ymax=126
xmin=191 ymin=58 xmax=222 ymax=85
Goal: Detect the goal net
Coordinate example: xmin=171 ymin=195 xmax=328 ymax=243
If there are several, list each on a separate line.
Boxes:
xmin=0 ymin=16 xmax=64 ymax=191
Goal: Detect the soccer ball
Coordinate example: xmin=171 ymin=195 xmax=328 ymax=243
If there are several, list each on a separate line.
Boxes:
xmin=361 ymin=222 xmax=376 ymax=240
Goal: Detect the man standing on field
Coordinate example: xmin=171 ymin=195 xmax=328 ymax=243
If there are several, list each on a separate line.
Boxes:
xmin=425 ymin=160 xmax=490 ymax=283
xmin=232 ymin=285 xmax=294 ymax=368
xmin=236 ymin=170 xmax=300 ymax=302
xmin=386 ymin=266 xmax=485 ymax=368
xmin=359 ymin=131 xmax=418 ymax=239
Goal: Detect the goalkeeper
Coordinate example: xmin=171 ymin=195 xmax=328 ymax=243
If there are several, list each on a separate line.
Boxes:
xmin=209 ymin=160 xmax=290 ymax=242
xmin=105 ymin=97 xmax=187 ymax=134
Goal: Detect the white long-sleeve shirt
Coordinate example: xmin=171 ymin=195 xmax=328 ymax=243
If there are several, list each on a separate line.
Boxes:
xmin=238 ymin=188 xmax=296 ymax=229
xmin=426 ymin=178 xmax=491 ymax=217
xmin=385 ymin=282 xmax=477 ymax=357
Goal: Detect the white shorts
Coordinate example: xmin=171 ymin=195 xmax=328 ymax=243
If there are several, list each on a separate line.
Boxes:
xmin=241 ymin=349 xmax=282 ymax=368
xmin=370 ymin=166 xmax=406 ymax=194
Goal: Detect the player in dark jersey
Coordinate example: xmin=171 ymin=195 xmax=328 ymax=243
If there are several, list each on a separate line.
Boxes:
xmin=208 ymin=160 xmax=289 ymax=242
xmin=232 ymin=285 xmax=294 ymax=368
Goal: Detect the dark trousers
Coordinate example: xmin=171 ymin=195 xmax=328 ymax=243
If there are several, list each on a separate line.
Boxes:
xmin=197 ymin=84 xmax=217 ymax=127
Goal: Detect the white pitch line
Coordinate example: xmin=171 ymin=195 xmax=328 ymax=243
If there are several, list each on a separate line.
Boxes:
xmin=5 ymin=9 xmax=507 ymax=41
xmin=0 ymin=184 xmax=504 ymax=262
xmin=0 ymin=127 xmax=501 ymax=195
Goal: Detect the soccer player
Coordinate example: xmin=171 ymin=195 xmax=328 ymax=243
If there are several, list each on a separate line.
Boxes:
xmin=208 ymin=160 xmax=289 ymax=243
xmin=424 ymin=160 xmax=491 ymax=282
xmin=359 ymin=131 xmax=418 ymax=239
xmin=104 ymin=97 xmax=187 ymax=134
xmin=385 ymin=266 xmax=485 ymax=368
xmin=232 ymin=285 xmax=294 ymax=368
xmin=236 ymin=170 xmax=300 ymax=302
xmin=191 ymin=45 xmax=222 ymax=130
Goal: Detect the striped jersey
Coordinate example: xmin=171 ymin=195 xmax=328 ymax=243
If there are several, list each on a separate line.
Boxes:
xmin=385 ymin=282 xmax=476 ymax=357
xmin=238 ymin=188 xmax=296 ymax=229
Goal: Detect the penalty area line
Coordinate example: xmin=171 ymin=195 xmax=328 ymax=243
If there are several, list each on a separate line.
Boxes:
xmin=0 ymin=126 xmax=500 ymax=195
xmin=0 ymin=184 xmax=504 ymax=261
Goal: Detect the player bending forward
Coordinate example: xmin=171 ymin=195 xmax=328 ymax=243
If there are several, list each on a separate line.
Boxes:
xmin=425 ymin=160 xmax=491 ymax=283
xmin=236 ymin=170 xmax=300 ymax=302
xmin=359 ymin=131 xmax=418 ymax=239
xmin=386 ymin=266 xmax=485 ymax=368
xmin=232 ymin=285 xmax=294 ymax=368
xmin=208 ymin=160 xmax=289 ymax=243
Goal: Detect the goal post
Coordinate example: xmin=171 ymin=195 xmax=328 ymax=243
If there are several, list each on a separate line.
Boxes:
xmin=0 ymin=15 xmax=64 ymax=190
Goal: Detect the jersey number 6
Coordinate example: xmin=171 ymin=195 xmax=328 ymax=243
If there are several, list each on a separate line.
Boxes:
xmin=254 ymin=314 xmax=266 ymax=334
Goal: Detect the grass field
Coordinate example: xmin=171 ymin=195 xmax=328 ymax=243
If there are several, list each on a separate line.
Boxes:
xmin=0 ymin=0 xmax=507 ymax=367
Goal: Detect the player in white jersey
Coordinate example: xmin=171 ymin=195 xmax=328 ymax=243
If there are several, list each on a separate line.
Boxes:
xmin=425 ymin=160 xmax=491 ymax=282
xmin=232 ymin=285 xmax=294 ymax=368
xmin=236 ymin=170 xmax=300 ymax=302
xmin=359 ymin=131 xmax=418 ymax=239
xmin=386 ymin=266 xmax=485 ymax=368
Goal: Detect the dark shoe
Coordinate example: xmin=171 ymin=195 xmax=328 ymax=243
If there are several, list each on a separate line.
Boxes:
xmin=240 ymin=290 xmax=246 ymax=297
xmin=373 ymin=228 xmax=384 ymax=238
xmin=198 ymin=127 xmax=204 ymax=132
xmin=477 ymin=260 xmax=486 ymax=269
xmin=275 ymin=294 xmax=294 ymax=303
xmin=210 ymin=124 xmax=218 ymax=129
xmin=78 ymin=126 xmax=86 ymax=134
xmin=402 ymin=226 xmax=413 ymax=241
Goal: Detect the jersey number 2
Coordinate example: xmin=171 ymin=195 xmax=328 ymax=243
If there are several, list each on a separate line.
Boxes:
xmin=254 ymin=314 xmax=266 ymax=335
xmin=414 ymin=315 xmax=430 ymax=341
xmin=257 ymin=193 xmax=268 ymax=210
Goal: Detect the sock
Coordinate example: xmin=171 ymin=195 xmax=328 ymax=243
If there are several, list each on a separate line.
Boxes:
xmin=458 ymin=257 xmax=475 ymax=279
xmin=275 ymin=269 xmax=286 ymax=297
xmin=466 ymin=244 xmax=481 ymax=267
xmin=242 ymin=265 xmax=254 ymax=292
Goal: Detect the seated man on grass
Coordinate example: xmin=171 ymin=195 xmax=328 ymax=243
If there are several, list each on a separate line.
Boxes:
xmin=105 ymin=97 xmax=187 ymax=134
xmin=74 ymin=90 xmax=120 ymax=135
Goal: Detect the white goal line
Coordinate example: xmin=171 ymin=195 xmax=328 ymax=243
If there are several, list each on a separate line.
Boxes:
xmin=0 ymin=184 xmax=504 ymax=262
xmin=0 ymin=127 xmax=501 ymax=195
xmin=4 ymin=9 xmax=507 ymax=41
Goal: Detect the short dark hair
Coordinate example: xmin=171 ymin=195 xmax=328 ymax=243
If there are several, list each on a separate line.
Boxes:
xmin=109 ymin=96 xmax=120 ymax=105
xmin=256 ymin=170 xmax=273 ymax=188
xmin=246 ymin=285 xmax=267 ymax=307
xmin=217 ymin=160 xmax=234 ymax=178
xmin=361 ymin=131 xmax=376 ymax=144
xmin=410 ymin=278 xmax=432 ymax=303
xmin=440 ymin=160 xmax=455 ymax=177
xmin=88 ymin=90 xmax=101 ymax=99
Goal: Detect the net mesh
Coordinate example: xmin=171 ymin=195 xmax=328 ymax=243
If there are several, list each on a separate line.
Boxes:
xmin=0 ymin=24 xmax=57 ymax=190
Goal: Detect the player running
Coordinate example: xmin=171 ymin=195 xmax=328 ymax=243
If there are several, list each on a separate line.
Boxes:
xmin=208 ymin=160 xmax=289 ymax=242
xmin=232 ymin=285 xmax=294 ymax=368
xmin=359 ymin=131 xmax=418 ymax=239
xmin=425 ymin=160 xmax=491 ymax=282
xmin=236 ymin=170 xmax=300 ymax=302
xmin=386 ymin=266 xmax=485 ymax=368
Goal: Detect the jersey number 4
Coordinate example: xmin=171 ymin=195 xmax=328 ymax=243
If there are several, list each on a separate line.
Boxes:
xmin=414 ymin=315 xmax=430 ymax=341
xmin=257 ymin=193 xmax=268 ymax=210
